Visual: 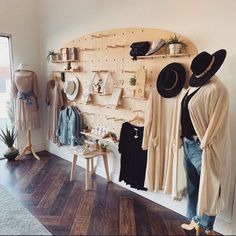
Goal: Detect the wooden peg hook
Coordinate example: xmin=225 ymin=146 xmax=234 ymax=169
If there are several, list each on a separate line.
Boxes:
xmin=114 ymin=118 xmax=125 ymax=122
xmin=133 ymin=110 xmax=144 ymax=113
xmin=107 ymin=117 xmax=115 ymax=120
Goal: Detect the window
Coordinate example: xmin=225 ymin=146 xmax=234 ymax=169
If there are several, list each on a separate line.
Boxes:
xmin=0 ymin=34 xmax=14 ymax=156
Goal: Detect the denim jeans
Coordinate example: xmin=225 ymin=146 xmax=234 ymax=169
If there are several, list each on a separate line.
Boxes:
xmin=183 ymin=137 xmax=216 ymax=231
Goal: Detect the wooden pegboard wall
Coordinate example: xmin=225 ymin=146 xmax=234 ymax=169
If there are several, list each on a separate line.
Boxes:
xmin=51 ymin=28 xmax=198 ymax=139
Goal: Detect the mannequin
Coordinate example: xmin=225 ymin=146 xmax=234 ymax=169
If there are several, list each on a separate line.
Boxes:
xmin=180 ymin=50 xmax=231 ymax=235
xmin=11 ymin=63 xmax=41 ymax=160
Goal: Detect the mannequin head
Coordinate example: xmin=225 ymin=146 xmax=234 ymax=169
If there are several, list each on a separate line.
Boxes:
xmin=17 ymin=63 xmax=30 ymax=71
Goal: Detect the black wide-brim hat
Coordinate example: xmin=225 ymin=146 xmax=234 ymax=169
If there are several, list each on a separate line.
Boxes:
xmin=189 ymin=49 xmax=227 ymax=87
xmin=157 ymin=63 xmax=186 ymax=98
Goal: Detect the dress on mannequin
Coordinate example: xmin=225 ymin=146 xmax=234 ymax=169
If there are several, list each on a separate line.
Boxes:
xmin=11 ymin=63 xmax=41 ymax=160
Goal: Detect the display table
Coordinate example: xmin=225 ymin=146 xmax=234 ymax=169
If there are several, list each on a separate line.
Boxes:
xmin=70 ymin=149 xmax=111 ymax=190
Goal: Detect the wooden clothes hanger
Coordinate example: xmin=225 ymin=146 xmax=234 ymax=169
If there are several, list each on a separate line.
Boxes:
xmin=129 ymin=110 xmax=145 ymax=126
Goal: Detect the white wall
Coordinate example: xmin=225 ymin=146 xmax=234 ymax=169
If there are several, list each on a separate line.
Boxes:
xmin=0 ymin=0 xmax=44 ymax=152
xmin=1 ymin=0 xmax=234 ymax=234
xmin=38 ymin=0 xmax=236 ymax=234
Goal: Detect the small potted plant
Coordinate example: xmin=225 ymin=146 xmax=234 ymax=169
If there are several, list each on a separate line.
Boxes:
xmin=129 ymin=76 xmax=137 ymax=86
xmin=100 ymin=143 xmax=108 ymax=152
xmin=46 ymin=50 xmax=58 ymax=62
xmin=0 ymin=126 xmax=19 ymax=161
xmin=128 ymin=75 xmax=136 ymax=96
xmin=166 ymin=34 xmax=186 ymax=55
xmin=110 ymin=132 xmax=117 ymax=142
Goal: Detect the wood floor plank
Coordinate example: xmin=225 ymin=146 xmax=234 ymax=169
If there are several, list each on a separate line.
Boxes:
xmin=31 ymin=161 xmax=65 ymax=205
xmin=49 ymin=178 xmax=74 ymax=215
xmin=119 ymin=196 xmax=136 ymax=236
xmin=87 ymin=178 xmax=108 ymax=235
xmin=147 ymin=210 xmax=168 ymax=235
xmin=46 ymin=225 xmax=71 ymax=235
xmin=36 ymin=215 xmax=60 ymax=225
xmin=133 ymin=199 xmax=152 ymax=235
xmin=0 ymin=152 xmax=222 ymax=236
xmin=25 ymin=158 xmax=55 ymax=194
xmin=58 ymin=180 xmax=84 ymax=226
xmin=102 ymin=183 xmax=120 ymax=235
xmin=37 ymin=168 xmax=68 ymax=209
xmin=16 ymin=158 xmax=47 ymax=190
xmin=70 ymin=190 xmax=96 ymax=235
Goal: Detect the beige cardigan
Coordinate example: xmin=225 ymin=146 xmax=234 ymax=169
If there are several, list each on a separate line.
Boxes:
xmin=142 ymin=75 xmax=231 ymax=216
xmin=187 ymin=75 xmax=231 ymax=216
xmin=142 ymin=88 xmax=186 ymax=199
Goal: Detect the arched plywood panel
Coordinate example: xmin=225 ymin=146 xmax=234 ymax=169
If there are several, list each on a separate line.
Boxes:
xmin=51 ymin=28 xmax=197 ymax=139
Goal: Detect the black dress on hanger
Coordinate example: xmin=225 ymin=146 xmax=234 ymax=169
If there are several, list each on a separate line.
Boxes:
xmin=118 ymin=122 xmax=147 ymax=190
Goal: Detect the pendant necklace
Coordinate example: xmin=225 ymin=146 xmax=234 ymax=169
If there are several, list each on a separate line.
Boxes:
xmin=134 ymin=128 xmax=139 ymax=139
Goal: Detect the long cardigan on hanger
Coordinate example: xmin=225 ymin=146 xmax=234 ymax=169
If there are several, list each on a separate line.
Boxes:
xmin=142 ymin=88 xmax=186 ymax=199
xmin=186 ymin=75 xmax=231 ymax=216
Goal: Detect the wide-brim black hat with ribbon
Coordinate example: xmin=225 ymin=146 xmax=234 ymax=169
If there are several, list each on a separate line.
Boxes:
xmin=189 ymin=49 xmax=227 ymax=87
xmin=157 ymin=63 xmax=186 ymax=98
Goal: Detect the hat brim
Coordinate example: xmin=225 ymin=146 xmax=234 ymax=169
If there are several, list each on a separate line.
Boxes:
xmin=157 ymin=63 xmax=186 ymax=98
xmin=65 ymin=77 xmax=79 ymax=100
xmin=189 ymin=49 xmax=226 ymax=87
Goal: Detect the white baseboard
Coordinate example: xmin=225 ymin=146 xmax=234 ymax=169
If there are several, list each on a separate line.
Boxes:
xmin=46 ymin=144 xmax=233 ymax=235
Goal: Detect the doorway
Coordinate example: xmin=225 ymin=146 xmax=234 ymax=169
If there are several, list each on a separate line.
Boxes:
xmin=0 ymin=34 xmax=14 ymax=157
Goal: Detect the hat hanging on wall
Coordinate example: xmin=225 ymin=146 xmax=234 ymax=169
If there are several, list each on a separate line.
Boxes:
xmin=189 ymin=49 xmax=227 ymax=87
xmin=156 ymin=63 xmax=186 ymax=98
xmin=17 ymin=63 xmax=31 ymax=71
xmin=63 ymin=76 xmax=79 ymax=100
xmin=146 ymin=39 xmax=166 ymax=56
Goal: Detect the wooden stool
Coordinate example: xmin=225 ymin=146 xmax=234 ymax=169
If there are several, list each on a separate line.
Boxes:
xmin=70 ymin=150 xmax=111 ymax=190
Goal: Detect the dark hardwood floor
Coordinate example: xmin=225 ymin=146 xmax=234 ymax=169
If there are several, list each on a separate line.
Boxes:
xmin=0 ymin=151 xmax=217 ymax=235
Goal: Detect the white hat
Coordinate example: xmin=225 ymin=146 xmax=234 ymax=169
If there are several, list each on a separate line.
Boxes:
xmin=63 ymin=77 xmax=79 ymax=100
xmin=146 ymin=39 xmax=166 ymax=56
xmin=17 ymin=63 xmax=30 ymax=71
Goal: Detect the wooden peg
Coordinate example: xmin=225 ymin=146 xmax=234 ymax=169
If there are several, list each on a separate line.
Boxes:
xmin=107 ymin=117 xmax=115 ymax=120
xmin=114 ymin=118 xmax=125 ymax=122
xmin=99 ymin=70 xmax=109 ymax=73
xmin=81 ymin=48 xmax=94 ymax=51
xmin=91 ymin=34 xmax=101 ymax=38
xmin=115 ymin=44 xmax=125 ymax=48
xmin=122 ymin=70 xmax=136 ymax=73
xmin=133 ymin=110 xmax=144 ymax=113
xmin=99 ymin=34 xmax=109 ymax=37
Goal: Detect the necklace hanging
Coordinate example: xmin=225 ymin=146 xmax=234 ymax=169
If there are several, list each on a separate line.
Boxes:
xmin=134 ymin=128 xmax=139 ymax=139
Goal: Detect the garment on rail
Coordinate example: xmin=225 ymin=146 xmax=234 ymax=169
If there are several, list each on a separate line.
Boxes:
xmin=56 ymin=106 xmax=84 ymax=146
xmin=45 ymin=79 xmax=64 ymax=144
xmin=118 ymin=122 xmax=147 ymax=190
